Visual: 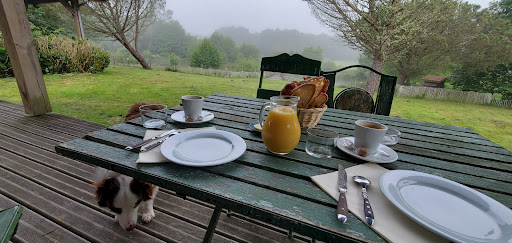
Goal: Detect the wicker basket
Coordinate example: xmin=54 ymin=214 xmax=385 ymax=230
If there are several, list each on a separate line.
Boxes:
xmin=297 ymin=105 xmax=327 ymax=128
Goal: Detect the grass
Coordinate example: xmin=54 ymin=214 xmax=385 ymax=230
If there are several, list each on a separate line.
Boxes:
xmin=1 ymin=66 xmax=511 ymax=150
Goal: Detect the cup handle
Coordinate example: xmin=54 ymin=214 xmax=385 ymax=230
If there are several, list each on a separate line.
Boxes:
xmin=259 ymin=102 xmax=271 ymax=128
xmin=382 ymin=129 xmax=400 ymax=145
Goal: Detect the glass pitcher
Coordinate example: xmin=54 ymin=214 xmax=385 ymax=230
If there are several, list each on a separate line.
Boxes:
xmin=259 ymin=96 xmax=301 ymax=155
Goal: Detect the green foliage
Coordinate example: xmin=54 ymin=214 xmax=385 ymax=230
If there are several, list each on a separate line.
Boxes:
xmin=302 ymin=46 xmax=323 ymax=61
xmin=169 ymin=53 xmax=180 ymax=71
xmin=190 ymin=39 xmax=222 ymax=69
xmin=238 ymin=43 xmax=260 ymax=59
xmin=139 ymin=19 xmax=197 ymax=58
xmin=321 ymin=60 xmax=337 ymax=71
xmin=210 ymin=32 xmax=238 ymax=63
xmin=234 ymin=57 xmax=259 ymax=72
xmin=490 ymin=0 xmax=512 ymax=21
xmin=26 ymin=5 xmax=74 ymax=37
xmin=453 ymin=62 xmax=512 ymax=99
xmin=0 ymin=35 xmax=110 ymax=76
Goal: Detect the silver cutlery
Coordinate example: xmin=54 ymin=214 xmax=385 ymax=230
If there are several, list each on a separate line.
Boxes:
xmin=139 ymin=131 xmax=178 ymax=152
xmin=337 ymin=164 xmax=349 ymax=223
xmin=340 ymin=139 xmax=390 ymax=157
xmin=353 ymin=176 xmax=374 ymax=225
xmin=125 ymin=129 xmax=177 ymax=151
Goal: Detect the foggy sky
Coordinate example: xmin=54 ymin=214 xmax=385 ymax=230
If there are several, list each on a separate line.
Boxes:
xmin=166 ymin=0 xmax=494 ymax=37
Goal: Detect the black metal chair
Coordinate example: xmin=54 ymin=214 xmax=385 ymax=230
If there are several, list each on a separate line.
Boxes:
xmin=321 ymin=65 xmax=397 ymax=116
xmin=257 ymin=53 xmax=334 ymax=104
xmin=334 ymin=87 xmax=374 ymax=114
xmin=0 ymin=205 xmax=23 ymax=243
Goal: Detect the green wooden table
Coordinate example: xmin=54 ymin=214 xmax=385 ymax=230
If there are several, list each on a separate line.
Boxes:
xmin=56 ymin=93 xmax=512 ymax=242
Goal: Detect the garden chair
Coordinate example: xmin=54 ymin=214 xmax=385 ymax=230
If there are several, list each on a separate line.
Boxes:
xmin=257 ymin=53 xmax=334 ymax=103
xmin=0 ymin=205 xmax=23 ymax=243
xmin=322 ymin=65 xmax=397 ymax=116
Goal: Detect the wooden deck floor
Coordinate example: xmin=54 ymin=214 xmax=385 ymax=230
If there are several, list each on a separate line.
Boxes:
xmin=0 ymin=100 xmax=311 ymax=243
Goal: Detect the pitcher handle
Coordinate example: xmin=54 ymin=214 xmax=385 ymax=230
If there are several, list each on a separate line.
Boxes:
xmin=382 ymin=128 xmax=401 ymax=145
xmin=259 ymin=102 xmax=272 ymax=128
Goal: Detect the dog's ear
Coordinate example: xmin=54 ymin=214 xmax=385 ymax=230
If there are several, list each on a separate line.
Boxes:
xmin=92 ymin=178 xmax=120 ymax=208
xmin=130 ymin=179 xmax=155 ymax=201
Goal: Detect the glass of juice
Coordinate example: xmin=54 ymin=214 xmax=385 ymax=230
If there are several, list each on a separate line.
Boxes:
xmin=259 ymin=96 xmax=301 ymax=155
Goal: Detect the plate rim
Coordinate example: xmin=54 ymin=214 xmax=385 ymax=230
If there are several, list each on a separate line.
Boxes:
xmin=379 ymin=170 xmax=512 ymax=243
xmin=160 ymin=130 xmax=246 ymax=167
xmin=171 ymin=110 xmax=214 ymax=124
xmin=335 ymin=137 xmax=398 ymax=163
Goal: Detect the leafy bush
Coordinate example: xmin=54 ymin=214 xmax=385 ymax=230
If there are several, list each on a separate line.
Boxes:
xmin=169 ymin=53 xmax=180 ymax=71
xmin=234 ymin=57 xmax=259 ymax=72
xmin=0 ymin=46 xmax=13 ymax=78
xmin=190 ymin=39 xmax=222 ymax=69
xmin=453 ymin=62 xmax=512 ymax=100
xmin=0 ymin=35 xmax=109 ymax=77
xmin=36 ymin=36 xmax=110 ymax=73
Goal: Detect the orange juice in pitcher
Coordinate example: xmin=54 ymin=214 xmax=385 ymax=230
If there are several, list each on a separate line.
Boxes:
xmin=259 ymin=96 xmax=301 ymax=155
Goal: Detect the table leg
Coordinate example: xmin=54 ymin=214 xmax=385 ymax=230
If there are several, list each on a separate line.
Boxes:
xmin=202 ymin=205 xmax=222 ymax=243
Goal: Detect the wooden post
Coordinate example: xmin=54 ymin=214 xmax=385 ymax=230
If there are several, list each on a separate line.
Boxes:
xmin=0 ymin=0 xmax=51 ymax=115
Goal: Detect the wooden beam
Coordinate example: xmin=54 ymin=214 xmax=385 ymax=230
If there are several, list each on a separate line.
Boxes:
xmin=0 ymin=0 xmax=51 ymax=115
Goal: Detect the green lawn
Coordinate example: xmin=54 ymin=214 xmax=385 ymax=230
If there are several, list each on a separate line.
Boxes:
xmin=1 ymin=66 xmax=511 ymax=150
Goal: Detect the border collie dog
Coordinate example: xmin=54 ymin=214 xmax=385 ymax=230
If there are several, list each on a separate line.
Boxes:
xmin=92 ymin=102 xmax=160 ymax=231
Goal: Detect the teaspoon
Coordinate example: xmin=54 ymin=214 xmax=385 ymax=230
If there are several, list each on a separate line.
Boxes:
xmin=353 ymin=176 xmax=375 ymax=225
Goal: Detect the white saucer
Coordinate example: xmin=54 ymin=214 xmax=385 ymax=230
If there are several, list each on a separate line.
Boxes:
xmin=336 ymin=137 xmax=398 ymax=163
xmin=171 ymin=111 xmax=214 ymax=124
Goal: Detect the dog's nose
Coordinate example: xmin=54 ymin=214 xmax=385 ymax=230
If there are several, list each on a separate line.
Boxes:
xmin=126 ymin=224 xmax=136 ymax=231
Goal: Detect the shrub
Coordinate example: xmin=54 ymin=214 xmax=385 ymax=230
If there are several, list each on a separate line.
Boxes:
xmin=189 ymin=39 xmax=222 ymax=69
xmin=234 ymin=57 xmax=259 ymax=72
xmin=169 ymin=53 xmax=180 ymax=71
xmin=36 ymin=36 xmax=110 ymax=74
xmin=0 ymin=35 xmax=109 ymax=77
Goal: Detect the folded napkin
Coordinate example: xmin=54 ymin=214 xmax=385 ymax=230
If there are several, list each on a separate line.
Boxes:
xmin=136 ymin=127 xmax=216 ymax=163
xmin=311 ymin=163 xmax=447 ymax=243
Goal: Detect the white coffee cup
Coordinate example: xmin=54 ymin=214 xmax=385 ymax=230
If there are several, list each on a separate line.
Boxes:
xmin=181 ymin=95 xmax=204 ymax=120
xmin=354 ymin=120 xmax=400 ymax=155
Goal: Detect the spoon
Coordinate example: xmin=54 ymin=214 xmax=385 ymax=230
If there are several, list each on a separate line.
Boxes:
xmin=353 ymin=176 xmax=375 ymax=226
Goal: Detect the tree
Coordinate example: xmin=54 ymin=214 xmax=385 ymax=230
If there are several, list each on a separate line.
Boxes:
xmin=190 ymin=39 xmax=222 ymax=69
xmin=210 ymin=32 xmax=238 ymax=63
xmin=390 ymin=0 xmax=469 ymax=85
xmin=83 ymin=0 xmax=164 ymax=69
xmin=453 ymin=63 xmax=512 ymax=99
xmin=139 ymin=18 xmax=197 ymax=58
xmin=302 ymin=46 xmax=323 ymax=61
xmin=306 ymin=0 xmax=446 ymax=95
xmin=238 ymin=43 xmax=260 ymax=59
xmin=169 ymin=53 xmax=180 ymax=71
xmin=490 ymin=0 xmax=512 ymax=20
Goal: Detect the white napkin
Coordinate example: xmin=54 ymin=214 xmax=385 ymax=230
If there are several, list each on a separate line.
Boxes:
xmin=311 ymin=163 xmax=447 ymax=243
xmin=136 ymin=127 xmax=216 ymax=163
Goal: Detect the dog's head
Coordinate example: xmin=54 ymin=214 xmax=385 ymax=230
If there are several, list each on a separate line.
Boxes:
xmin=93 ymin=176 xmax=155 ymax=231
xmin=124 ymin=102 xmax=166 ymax=122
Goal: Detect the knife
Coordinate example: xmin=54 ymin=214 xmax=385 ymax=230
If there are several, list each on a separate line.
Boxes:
xmin=337 ymin=164 xmax=349 ymax=223
xmin=139 ymin=131 xmax=178 ymax=152
xmin=125 ymin=130 xmax=177 ymax=151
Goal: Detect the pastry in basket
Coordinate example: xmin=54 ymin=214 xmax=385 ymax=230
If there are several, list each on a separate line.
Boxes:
xmin=281 ymin=77 xmax=330 ymax=109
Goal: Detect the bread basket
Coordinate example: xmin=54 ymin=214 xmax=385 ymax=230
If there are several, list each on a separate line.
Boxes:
xmin=297 ymin=105 xmax=327 ymax=128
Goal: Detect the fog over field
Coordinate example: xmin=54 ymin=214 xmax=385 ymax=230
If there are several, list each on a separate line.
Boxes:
xmin=166 ymin=0 xmax=493 ymax=37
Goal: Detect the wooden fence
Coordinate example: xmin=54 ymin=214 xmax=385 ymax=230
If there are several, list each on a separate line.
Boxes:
xmin=395 ymin=85 xmax=511 ymax=108
xmin=396 ymin=85 xmax=492 ymax=104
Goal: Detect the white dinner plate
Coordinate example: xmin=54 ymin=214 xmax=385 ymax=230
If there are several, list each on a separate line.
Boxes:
xmin=336 ymin=137 xmax=398 ymax=163
xmin=160 ymin=130 xmax=246 ymax=167
xmin=380 ymin=170 xmax=512 ymax=243
xmin=171 ymin=111 xmax=214 ymax=124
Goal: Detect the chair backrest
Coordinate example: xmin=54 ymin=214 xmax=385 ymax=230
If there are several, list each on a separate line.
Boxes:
xmin=322 ymin=65 xmax=398 ymax=116
xmin=257 ymin=53 xmax=323 ymax=100
xmin=0 ymin=205 xmax=23 ymax=243
xmin=334 ymin=87 xmax=374 ymax=113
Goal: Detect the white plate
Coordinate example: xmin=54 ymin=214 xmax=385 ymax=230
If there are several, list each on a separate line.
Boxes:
xmin=336 ymin=137 xmax=398 ymax=163
xmin=171 ymin=111 xmax=214 ymax=124
xmin=160 ymin=130 xmax=246 ymax=167
xmin=380 ymin=170 xmax=512 ymax=243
